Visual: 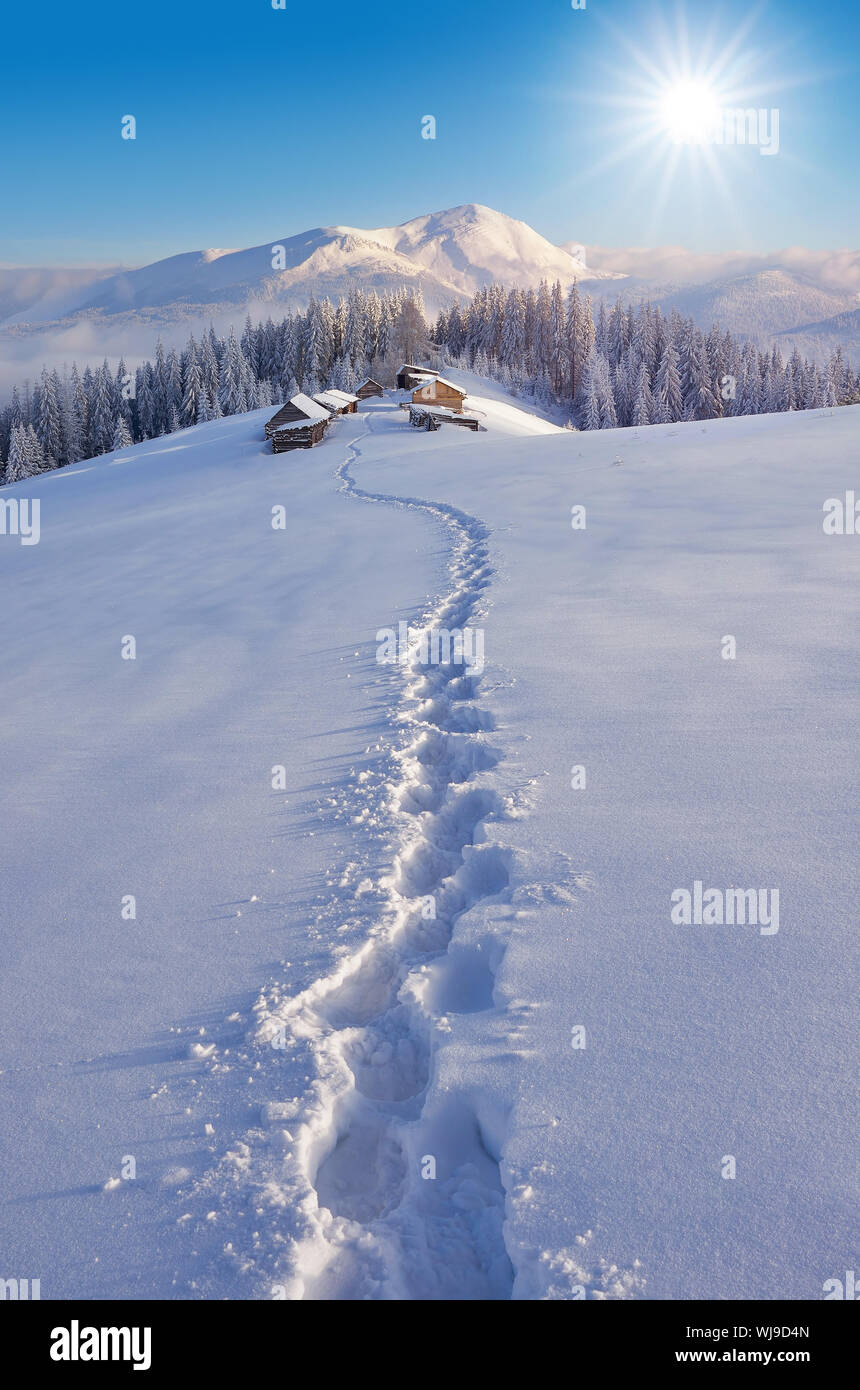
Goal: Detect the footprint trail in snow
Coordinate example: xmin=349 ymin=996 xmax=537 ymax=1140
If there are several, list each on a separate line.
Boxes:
xmin=199 ymin=417 xmax=518 ymax=1299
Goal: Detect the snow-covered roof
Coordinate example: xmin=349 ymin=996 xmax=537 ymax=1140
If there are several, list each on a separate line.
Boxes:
xmin=271 ymin=414 xmax=327 ymax=433
xmin=412 ymin=375 xmax=466 ymax=395
xmin=325 ymin=389 xmax=358 ymax=404
xmin=290 ymin=392 xmax=330 ymax=422
xmin=313 ymin=391 xmax=346 ymax=411
xmin=398 ymin=363 xmax=437 ymax=375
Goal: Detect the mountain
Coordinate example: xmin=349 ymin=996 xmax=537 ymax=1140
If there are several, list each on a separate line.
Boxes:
xmin=579 ymin=262 xmax=860 ymax=355
xmin=2 ymin=205 xmax=611 ymax=333
xmin=577 ymin=242 xmax=860 ymax=354
xmin=3 ymin=207 xmax=858 ymax=377
xmin=777 ymin=305 xmax=860 ymax=364
xmin=650 ymin=268 xmax=859 ymax=343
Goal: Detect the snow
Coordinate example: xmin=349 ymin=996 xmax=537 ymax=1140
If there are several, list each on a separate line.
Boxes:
xmin=313 ymin=390 xmax=358 ymax=413
xmin=287 ymin=391 xmax=329 ymax=421
xmin=312 ymin=392 xmax=347 ymax=412
xmin=1 ymin=385 xmax=856 ymax=1301
xmin=413 ymin=375 xmax=465 ymax=395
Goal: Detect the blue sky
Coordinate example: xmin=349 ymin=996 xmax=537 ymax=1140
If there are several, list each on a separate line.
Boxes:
xmin=2 ymin=0 xmax=858 ymax=265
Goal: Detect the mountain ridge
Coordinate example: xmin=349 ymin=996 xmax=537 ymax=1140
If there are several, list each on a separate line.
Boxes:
xmin=2 ymin=203 xmax=858 ymax=368
xmin=2 ymin=205 xmax=613 ymax=330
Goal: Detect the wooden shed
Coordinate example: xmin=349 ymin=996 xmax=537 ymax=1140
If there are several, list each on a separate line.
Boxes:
xmin=265 ymin=393 xmax=330 ymax=438
xmin=410 ymin=374 xmax=467 ymax=413
xmin=313 ymin=389 xmax=359 ymax=416
xmin=396 ymin=363 xmax=438 ymax=390
xmin=356 ymin=378 xmax=383 ymax=399
xmin=270 ymin=418 xmax=328 ymax=453
xmin=266 ymin=393 xmax=331 ymax=452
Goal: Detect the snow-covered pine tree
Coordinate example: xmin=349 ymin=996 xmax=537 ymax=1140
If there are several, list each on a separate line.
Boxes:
xmin=89 ymin=364 xmax=117 ymax=455
xmin=34 ymin=366 xmax=62 ymax=466
xmin=181 ymin=337 xmax=204 ymax=427
xmin=4 ymin=425 xmax=30 ymax=483
xmin=112 ymin=415 xmax=133 ymax=450
xmin=632 ymin=358 xmax=655 ymax=427
xmin=654 ymin=339 xmax=683 ymax=423
xmin=681 ymin=331 xmax=719 ymax=421
xmin=218 ymin=328 xmax=247 ymax=416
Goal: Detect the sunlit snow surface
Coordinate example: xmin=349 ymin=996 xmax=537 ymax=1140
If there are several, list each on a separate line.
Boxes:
xmin=1 ymin=381 xmax=856 ymax=1299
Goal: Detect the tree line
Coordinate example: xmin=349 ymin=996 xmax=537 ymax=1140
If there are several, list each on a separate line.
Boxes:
xmin=2 ymin=278 xmax=858 ymax=484
xmin=431 ymin=281 xmax=860 ymax=426
xmin=0 ymin=287 xmax=427 ymax=483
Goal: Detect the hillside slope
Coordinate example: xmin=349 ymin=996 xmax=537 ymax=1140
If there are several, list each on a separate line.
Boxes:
xmin=1 ymin=390 xmax=856 ymax=1300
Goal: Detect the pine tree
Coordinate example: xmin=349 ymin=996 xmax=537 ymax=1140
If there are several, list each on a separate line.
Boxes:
xmin=34 ymin=366 xmax=62 ymax=465
xmin=5 ymin=425 xmax=30 ymax=483
xmin=112 ymin=415 xmax=133 ymax=450
xmin=654 ymin=340 xmax=683 ymax=423
xmin=632 ymin=359 xmax=654 ymax=427
xmin=566 ymin=281 xmax=595 ymax=403
xmin=89 ymin=364 xmax=116 ymax=454
xmin=180 ymin=337 xmax=204 ymax=426
xmin=218 ymin=328 xmax=247 ymax=416
xmin=681 ymin=332 xmax=719 ymax=421
xmin=580 ymin=349 xmax=603 ymax=431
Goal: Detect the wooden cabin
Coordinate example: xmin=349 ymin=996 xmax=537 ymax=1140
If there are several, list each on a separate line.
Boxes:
xmin=313 ymin=389 xmax=358 ymax=415
xmin=356 ymin=378 xmax=383 ymax=399
xmin=265 ymin=393 xmax=330 ymax=438
xmin=410 ymin=374 xmax=467 ymax=414
xmin=396 ymin=363 xmax=438 ymax=390
xmin=266 ymin=393 xmax=331 ymax=452
xmin=270 ymin=418 xmax=328 ymax=452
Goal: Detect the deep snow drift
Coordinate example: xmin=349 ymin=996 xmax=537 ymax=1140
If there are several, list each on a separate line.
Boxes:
xmin=1 ymin=382 xmax=856 ymax=1300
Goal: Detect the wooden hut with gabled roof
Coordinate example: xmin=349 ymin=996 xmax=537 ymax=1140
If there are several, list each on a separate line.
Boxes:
xmin=396 ymin=363 xmax=438 ymax=390
xmin=356 ymin=377 xmax=383 ymax=400
xmin=410 ymin=374 xmax=467 ymax=413
xmin=312 ymin=389 xmax=359 ymax=416
xmin=265 ymin=393 xmax=331 ymax=453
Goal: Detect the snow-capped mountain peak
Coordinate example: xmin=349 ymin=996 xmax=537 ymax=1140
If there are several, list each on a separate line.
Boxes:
xmin=2 ymin=204 xmax=607 ymax=330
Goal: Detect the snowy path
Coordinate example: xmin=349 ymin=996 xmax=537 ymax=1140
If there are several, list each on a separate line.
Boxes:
xmin=255 ymin=414 xmax=514 ymax=1298
xmin=178 ymin=404 xmax=531 ymax=1299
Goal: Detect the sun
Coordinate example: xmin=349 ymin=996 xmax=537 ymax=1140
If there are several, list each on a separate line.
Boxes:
xmin=658 ymin=79 xmax=722 ymax=144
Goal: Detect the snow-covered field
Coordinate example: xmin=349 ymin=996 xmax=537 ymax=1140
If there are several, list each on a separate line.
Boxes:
xmin=1 ymin=380 xmax=856 ymax=1300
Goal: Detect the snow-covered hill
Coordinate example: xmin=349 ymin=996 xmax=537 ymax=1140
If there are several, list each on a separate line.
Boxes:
xmin=777 ymin=304 xmax=860 ymax=365
xmin=653 ymin=268 xmax=859 ymax=344
xmin=1 ymin=385 xmax=856 ymax=1300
